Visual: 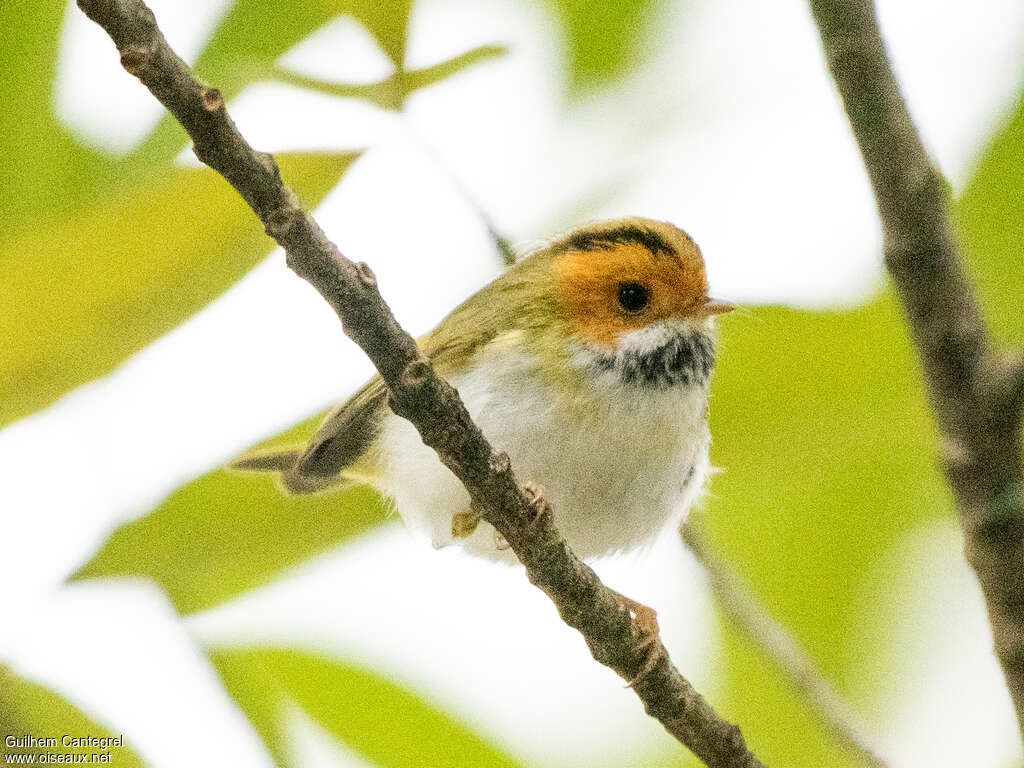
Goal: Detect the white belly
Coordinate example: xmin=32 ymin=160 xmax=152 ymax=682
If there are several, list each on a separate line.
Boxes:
xmin=374 ymin=344 xmax=710 ymax=561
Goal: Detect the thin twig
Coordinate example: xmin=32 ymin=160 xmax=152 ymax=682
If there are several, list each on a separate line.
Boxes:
xmin=75 ymin=1 xmax=768 ymax=765
xmin=807 ymin=0 xmax=1024 ymax=739
xmin=682 ymin=523 xmax=893 ymax=768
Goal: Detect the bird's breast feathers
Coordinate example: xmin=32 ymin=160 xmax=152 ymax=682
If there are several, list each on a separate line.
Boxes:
xmin=372 ymin=327 xmax=713 ymax=560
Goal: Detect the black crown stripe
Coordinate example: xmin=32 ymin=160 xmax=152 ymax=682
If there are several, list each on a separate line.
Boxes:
xmin=559 ymin=224 xmax=676 ymax=258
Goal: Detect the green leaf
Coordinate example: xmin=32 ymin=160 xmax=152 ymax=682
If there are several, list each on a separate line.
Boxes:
xmin=0 ymin=8 xmax=357 ymax=429
xmin=711 ymin=617 xmax=862 ymax=768
xmin=0 ymin=152 xmax=356 ymax=429
xmin=198 ymin=0 xmax=414 ymax=84
xmin=0 ymin=0 xmax=115 ymax=227
xmin=271 ymin=44 xmax=508 ymax=111
xmin=547 ymin=0 xmax=661 ymax=92
xmin=702 ymin=296 xmax=948 ymax=765
xmin=209 ymin=648 xmax=523 ymax=768
xmin=0 ymin=666 xmax=146 ymax=766
xmin=133 ymin=0 xmax=414 ymax=164
xmin=71 ymin=411 xmax=391 ymax=615
xmin=210 ymin=651 xmax=290 ymax=766
xmin=957 ymin=87 xmax=1024 ymax=345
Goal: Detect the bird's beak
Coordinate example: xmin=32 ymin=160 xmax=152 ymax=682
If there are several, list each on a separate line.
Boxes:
xmin=699 ymin=297 xmax=735 ymax=316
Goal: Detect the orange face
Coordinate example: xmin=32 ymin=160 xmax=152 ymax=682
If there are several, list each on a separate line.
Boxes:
xmin=550 ymin=219 xmax=729 ymax=347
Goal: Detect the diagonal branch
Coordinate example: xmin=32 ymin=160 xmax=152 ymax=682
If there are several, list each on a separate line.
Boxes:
xmin=75 ymin=1 xmax=768 ymax=765
xmin=807 ymin=0 xmax=1024 ymax=739
xmin=682 ymin=523 xmax=893 ymax=768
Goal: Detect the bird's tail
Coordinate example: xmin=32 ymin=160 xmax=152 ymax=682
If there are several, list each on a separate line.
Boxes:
xmin=229 ymin=450 xmax=300 ymax=474
xmin=228 ymin=449 xmax=344 ymax=495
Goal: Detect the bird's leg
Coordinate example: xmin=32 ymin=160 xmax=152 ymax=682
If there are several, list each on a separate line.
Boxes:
xmin=605 ymin=587 xmax=663 ymax=687
xmin=451 ymin=502 xmax=513 ymax=551
xmin=450 ymin=503 xmax=481 ymax=538
xmin=492 ymin=481 xmax=548 ymax=552
xmin=522 ymin=483 xmax=550 ymax=530
xmin=459 ymin=480 xmax=547 ymax=548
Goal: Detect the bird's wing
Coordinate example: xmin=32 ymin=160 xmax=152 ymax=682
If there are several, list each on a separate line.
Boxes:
xmin=232 ymin=258 xmax=545 ymax=493
xmin=229 ymin=375 xmax=388 ymax=493
xmin=233 ymin=318 xmax=499 ymax=493
xmin=285 ymin=376 xmax=389 ymax=491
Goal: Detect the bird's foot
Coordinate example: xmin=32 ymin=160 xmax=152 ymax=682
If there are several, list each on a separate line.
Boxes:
xmin=450 ymin=509 xmax=480 ymax=538
xmin=522 ymin=483 xmax=550 ymax=528
xmin=606 ymin=588 xmax=663 ymax=688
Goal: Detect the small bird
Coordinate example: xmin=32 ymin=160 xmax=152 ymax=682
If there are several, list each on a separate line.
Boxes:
xmin=233 ymin=217 xmax=731 ymax=561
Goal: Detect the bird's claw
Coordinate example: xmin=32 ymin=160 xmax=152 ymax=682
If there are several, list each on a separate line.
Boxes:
xmin=523 ymin=483 xmax=550 ymax=527
xmin=607 ymin=589 xmax=663 ymax=688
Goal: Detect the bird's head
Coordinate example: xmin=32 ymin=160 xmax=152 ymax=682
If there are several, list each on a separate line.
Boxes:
xmin=546 ymin=217 xmax=732 ymax=388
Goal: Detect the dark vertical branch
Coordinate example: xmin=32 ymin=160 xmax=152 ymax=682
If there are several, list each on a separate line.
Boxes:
xmin=807 ymin=0 xmax=1024 ymax=737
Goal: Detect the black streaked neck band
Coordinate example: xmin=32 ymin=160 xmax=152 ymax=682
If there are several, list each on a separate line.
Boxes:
xmin=591 ymin=331 xmax=715 ymax=389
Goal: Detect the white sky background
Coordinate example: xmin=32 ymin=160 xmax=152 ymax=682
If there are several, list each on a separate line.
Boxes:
xmin=2 ymin=0 xmax=1024 ymax=766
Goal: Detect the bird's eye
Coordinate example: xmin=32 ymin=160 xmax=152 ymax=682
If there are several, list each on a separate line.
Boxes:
xmin=617 ymin=282 xmax=649 ymax=313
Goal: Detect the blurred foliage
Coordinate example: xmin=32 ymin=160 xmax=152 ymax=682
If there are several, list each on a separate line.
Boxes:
xmin=71 ymin=471 xmax=388 ymax=614
xmin=701 ymin=297 xmax=943 ymax=766
xmin=72 ymin=412 xmax=392 ymax=615
xmin=271 ymin=44 xmax=508 ymax=111
xmin=210 ymin=647 xmax=524 ymax=768
xmin=0 ymin=152 xmax=355 ymax=429
xmin=547 ymin=0 xmax=662 ymax=92
xmin=133 ymin=0 xmax=414 ymax=164
xmin=0 ymin=666 xmax=146 ymax=766
xmin=0 ymin=0 xmax=110 ymax=226
xmin=695 ymin=77 xmax=1024 ymax=762
xmin=4 ymin=0 xmax=1024 ymax=765
xmin=958 ymin=88 xmax=1024 ymax=347
xmin=0 ymin=0 xmax=360 ymax=429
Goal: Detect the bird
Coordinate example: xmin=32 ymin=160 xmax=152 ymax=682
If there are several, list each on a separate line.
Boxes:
xmin=232 ymin=217 xmax=732 ymax=562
